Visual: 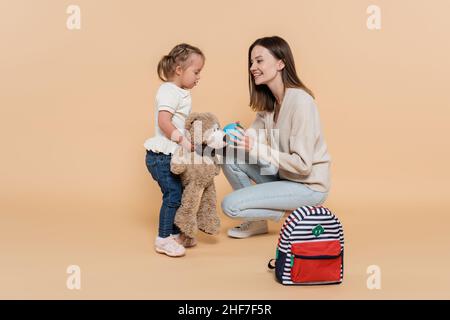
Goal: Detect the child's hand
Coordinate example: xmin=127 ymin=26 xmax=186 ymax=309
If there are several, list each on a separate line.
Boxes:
xmin=180 ymin=136 xmax=194 ymax=152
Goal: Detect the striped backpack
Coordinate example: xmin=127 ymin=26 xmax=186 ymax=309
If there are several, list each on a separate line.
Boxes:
xmin=268 ymin=206 xmax=344 ymax=285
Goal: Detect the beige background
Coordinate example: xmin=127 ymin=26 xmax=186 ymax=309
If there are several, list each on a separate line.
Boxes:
xmin=1 ymin=0 xmax=449 ymax=299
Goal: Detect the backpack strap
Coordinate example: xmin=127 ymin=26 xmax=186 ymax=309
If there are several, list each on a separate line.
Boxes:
xmin=267 ymin=259 xmax=276 ymax=270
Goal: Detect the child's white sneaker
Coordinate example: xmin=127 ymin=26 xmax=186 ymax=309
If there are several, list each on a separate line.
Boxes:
xmin=155 ymin=235 xmax=186 ymax=257
xmin=227 ymin=220 xmax=268 ymax=238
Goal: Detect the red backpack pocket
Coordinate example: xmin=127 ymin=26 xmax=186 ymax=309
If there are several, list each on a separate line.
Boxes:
xmin=290 ymin=240 xmax=342 ymax=284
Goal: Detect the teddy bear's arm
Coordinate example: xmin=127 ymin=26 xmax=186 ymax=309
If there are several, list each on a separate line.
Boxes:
xmin=214 ymin=163 xmax=221 ymax=176
xmin=213 ymin=154 xmax=222 ymax=176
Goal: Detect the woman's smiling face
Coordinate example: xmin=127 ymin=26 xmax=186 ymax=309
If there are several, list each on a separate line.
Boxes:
xmin=249 ymin=45 xmax=284 ymax=86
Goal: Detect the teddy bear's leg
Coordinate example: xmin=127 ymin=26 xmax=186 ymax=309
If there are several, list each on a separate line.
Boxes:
xmin=197 ymin=182 xmax=220 ymax=235
xmin=179 ymin=232 xmax=197 ymax=248
xmin=174 ymin=183 xmax=203 ymax=239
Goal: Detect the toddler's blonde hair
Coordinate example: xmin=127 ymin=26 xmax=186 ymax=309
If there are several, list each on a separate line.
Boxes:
xmin=157 ymin=43 xmax=204 ymax=82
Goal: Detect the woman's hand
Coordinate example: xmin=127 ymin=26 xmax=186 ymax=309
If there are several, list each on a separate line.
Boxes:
xmin=229 ymin=125 xmax=255 ymax=152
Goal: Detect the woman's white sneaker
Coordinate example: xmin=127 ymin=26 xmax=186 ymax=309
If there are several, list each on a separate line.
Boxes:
xmin=155 ymin=235 xmax=186 ymax=257
xmin=227 ymin=220 xmax=268 ymax=238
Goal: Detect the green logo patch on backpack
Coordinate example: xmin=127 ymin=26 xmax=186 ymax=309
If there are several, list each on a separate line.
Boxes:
xmin=312 ymin=224 xmax=325 ymax=237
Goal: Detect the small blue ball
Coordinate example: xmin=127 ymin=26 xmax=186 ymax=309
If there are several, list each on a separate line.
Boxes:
xmin=223 ymin=123 xmax=241 ymax=142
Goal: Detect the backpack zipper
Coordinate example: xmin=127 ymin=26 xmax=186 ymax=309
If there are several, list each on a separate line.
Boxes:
xmin=294 ymin=252 xmax=342 ymax=260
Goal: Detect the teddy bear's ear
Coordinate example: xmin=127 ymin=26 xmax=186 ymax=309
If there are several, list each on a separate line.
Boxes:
xmin=204 ymin=112 xmax=220 ymax=126
xmin=185 ymin=112 xmax=201 ymax=131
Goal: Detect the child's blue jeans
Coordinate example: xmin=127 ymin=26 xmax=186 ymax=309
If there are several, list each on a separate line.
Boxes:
xmin=145 ymin=150 xmax=182 ymax=238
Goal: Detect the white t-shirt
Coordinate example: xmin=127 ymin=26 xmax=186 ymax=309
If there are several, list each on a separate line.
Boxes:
xmin=144 ymin=82 xmax=192 ymax=155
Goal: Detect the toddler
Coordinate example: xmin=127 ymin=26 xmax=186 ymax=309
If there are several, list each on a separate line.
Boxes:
xmin=144 ymin=43 xmax=205 ymax=257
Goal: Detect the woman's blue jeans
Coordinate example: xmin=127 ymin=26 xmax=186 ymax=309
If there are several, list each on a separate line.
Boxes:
xmin=221 ymin=159 xmax=328 ymax=222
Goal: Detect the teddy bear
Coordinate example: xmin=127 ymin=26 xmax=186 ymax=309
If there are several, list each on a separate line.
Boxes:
xmin=170 ymin=112 xmax=226 ymax=246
